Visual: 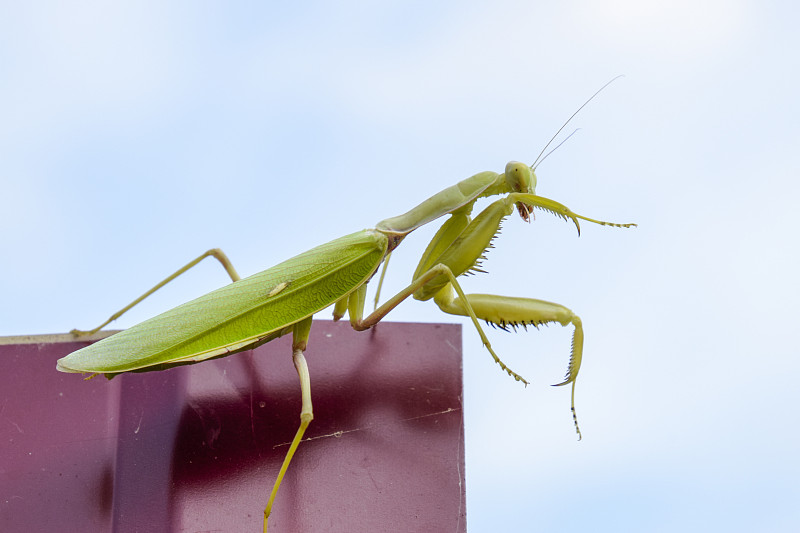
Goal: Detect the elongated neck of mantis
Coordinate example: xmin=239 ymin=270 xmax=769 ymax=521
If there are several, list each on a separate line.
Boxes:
xmin=376 ymin=171 xmax=501 ymax=235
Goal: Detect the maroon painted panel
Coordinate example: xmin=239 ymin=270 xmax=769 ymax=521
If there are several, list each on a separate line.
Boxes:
xmin=0 ymin=321 xmax=465 ymax=533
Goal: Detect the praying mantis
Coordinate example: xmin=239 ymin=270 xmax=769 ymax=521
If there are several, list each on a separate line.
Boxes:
xmin=56 ymin=88 xmax=636 ymax=533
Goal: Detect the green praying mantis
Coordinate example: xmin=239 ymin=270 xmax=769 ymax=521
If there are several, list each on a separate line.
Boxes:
xmin=56 ymin=89 xmax=636 ymax=533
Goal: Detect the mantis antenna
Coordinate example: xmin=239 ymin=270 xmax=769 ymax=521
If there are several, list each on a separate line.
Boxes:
xmin=531 ymin=74 xmax=625 ymax=169
xmin=534 ymin=127 xmax=581 ymax=170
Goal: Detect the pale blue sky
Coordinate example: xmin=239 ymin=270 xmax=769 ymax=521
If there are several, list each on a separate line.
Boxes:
xmin=2 ymin=2 xmax=799 ymax=531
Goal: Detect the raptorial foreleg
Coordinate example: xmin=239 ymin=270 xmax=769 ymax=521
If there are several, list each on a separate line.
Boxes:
xmin=433 ymin=287 xmax=584 ymax=439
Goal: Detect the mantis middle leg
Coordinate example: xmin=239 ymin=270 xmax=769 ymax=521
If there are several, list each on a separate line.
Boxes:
xmin=338 ymin=263 xmax=529 ymax=384
xmin=264 ymin=316 xmax=314 ymax=533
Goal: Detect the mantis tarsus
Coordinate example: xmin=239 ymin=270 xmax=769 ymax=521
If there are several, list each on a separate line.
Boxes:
xmin=57 ymin=92 xmax=636 ymax=533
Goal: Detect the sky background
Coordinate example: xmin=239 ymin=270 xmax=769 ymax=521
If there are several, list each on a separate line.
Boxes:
xmin=2 ymin=1 xmax=799 ymax=531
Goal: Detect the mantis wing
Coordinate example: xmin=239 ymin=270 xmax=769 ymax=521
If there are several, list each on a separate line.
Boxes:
xmin=57 ymin=230 xmax=387 ymax=374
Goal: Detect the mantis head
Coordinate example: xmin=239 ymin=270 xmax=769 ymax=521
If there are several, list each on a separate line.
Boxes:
xmin=504 ymin=161 xmax=537 ymax=222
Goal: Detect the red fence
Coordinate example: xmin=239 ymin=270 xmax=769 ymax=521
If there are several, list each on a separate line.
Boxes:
xmin=1 ymin=321 xmax=465 ymax=532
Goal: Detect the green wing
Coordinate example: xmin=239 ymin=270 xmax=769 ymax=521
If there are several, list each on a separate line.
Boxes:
xmin=57 ymin=230 xmax=387 ymax=374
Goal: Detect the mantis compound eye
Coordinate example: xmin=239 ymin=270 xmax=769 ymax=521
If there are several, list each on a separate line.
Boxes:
xmin=504 ymin=161 xmax=536 ymax=194
xmin=504 ymin=161 xmax=536 ymax=221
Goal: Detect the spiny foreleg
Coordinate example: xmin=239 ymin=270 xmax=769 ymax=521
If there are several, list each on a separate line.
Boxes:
xmin=433 ymin=287 xmax=584 ymax=439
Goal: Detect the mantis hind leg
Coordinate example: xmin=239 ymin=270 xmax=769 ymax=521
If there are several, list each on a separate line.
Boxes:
xmin=70 ymin=248 xmax=240 ymax=336
xmin=264 ymin=317 xmax=314 ymax=533
xmin=433 ymin=286 xmax=585 ymax=439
